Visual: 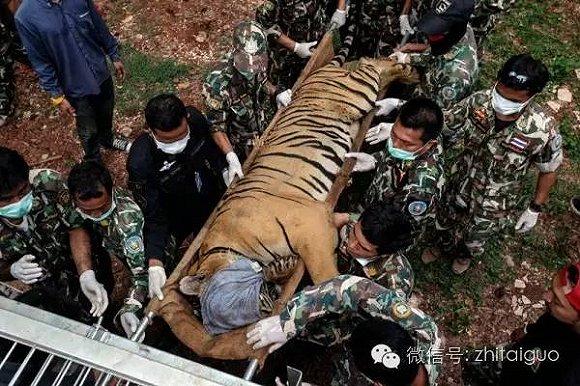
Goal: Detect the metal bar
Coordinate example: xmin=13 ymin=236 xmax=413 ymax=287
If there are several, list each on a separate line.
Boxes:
xmin=243 ymin=359 xmax=259 ymax=381
xmin=8 ymin=347 xmax=36 ymax=386
xmin=30 ymin=354 xmax=55 ymax=386
xmin=96 ymin=373 xmax=113 ymax=386
xmin=130 ymin=311 xmax=153 ymax=342
xmin=73 ymin=366 xmax=92 ymax=386
xmin=0 ymin=341 xmax=17 ymax=370
xmin=52 ymin=359 xmax=73 ymax=386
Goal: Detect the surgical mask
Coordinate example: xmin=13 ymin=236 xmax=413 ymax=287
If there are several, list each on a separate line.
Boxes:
xmin=153 ymin=129 xmax=190 ymax=155
xmin=77 ymin=199 xmax=116 ymax=223
xmin=0 ymin=191 xmax=34 ymax=219
xmin=387 ymin=136 xmax=422 ymax=161
xmin=491 ymin=85 xmax=531 ymax=116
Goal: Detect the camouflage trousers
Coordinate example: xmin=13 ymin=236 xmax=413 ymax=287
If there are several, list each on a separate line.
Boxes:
xmin=267 ymin=46 xmax=308 ymax=91
xmin=471 ymin=0 xmax=517 ymax=45
xmin=429 ymin=196 xmax=514 ymax=259
xmin=0 ymin=52 xmax=14 ymax=120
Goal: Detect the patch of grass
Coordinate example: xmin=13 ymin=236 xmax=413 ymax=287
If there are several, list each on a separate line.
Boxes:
xmin=560 ymin=115 xmax=580 ymax=163
xmin=115 ymin=45 xmax=190 ymax=116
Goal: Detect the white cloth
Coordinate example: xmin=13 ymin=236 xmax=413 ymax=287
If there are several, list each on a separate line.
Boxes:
xmin=148 ymin=266 xmax=166 ymax=300
xmin=399 ymin=14 xmax=414 ymax=35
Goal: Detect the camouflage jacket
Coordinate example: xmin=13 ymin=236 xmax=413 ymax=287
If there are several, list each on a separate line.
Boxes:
xmin=256 ymin=0 xmax=329 ymax=44
xmin=279 ymin=275 xmax=442 ymax=385
xmin=0 ymin=169 xmax=83 ymax=297
xmin=362 ymin=141 xmax=445 ymax=226
xmin=443 ymin=89 xmax=563 ymax=213
xmin=412 ymin=26 xmax=479 ymax=109
xmin=80 ymin=188 xmax=148 ymax=315
xmin=337 ymin=213 xmax=414 ymax=299
xmin=203 ymin=54 xmax=276 ymax=158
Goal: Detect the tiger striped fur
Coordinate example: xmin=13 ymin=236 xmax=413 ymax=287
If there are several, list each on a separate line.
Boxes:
xmin=191 ymin=58 xmax=416 ymax=286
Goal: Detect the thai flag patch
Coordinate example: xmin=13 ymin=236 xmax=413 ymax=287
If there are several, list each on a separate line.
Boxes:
xmin=503 ymin=134 xmax=530 ymax=153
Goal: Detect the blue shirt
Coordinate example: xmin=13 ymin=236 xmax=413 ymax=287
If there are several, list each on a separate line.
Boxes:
xmin=15 ymin=0 xmax=120 ymax=98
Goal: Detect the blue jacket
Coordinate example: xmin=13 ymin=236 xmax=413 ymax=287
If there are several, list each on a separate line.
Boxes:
xmin=15 ymin=0 xmax=120 ymax=98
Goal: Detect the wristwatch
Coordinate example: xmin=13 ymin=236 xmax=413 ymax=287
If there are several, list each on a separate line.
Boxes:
xmin=529 ymin=201 xmax=543 ymax=213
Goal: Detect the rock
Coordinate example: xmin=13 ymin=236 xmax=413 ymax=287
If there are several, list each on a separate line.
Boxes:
xmin=195 ymin=32 xmax=208 ymax=43
xmin=514 ymin=306 xmax=524 ymax=316
xmin=177 ymin=81 xmax=191 ymax=90
xmin=575 ymin=69 xmax=580 ymax=80
xmin=514 ymin=279 xmax=526 ymax=289
xmin=511 ymin=295 xmax=518 ymax=307
xmin=504 ymin=254 xmax=515 ymax=267
xmin=122 ymin=15 xmax=134 ymax=24
xmin=41 ymin=153 xmax=49 ymax=161
xmin=521 ymin=260 xmax=531 ymax=270
xmin=547 ymin=101 xmax=561 ymax=112
xmin=573 ymin=111 xmax=580 ymax=122
xmin=521 ymin=295 xmax=532 ymax=305
xmin=557 ymin=88 xmax=573 ymax=103
xmin=532 ymin=302 xmax=544 ymax=309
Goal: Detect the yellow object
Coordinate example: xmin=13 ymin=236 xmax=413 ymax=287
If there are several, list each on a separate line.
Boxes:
xmin=51 ymin=96 xmax=65 ymax=106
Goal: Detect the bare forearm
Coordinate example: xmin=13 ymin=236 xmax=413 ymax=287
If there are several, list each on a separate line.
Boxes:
xmin=69 ymin=228 xmax=92 ymax=274
xmin=211 ymin=131 xmax=234 ymax=155
xmin=402 ymin=0 xmax=412 ymax=14
xmin=277 ymin=34 xmax=296 ymax=51
xmin=533 ymin=172 xmax=557 ymax=205
xmin=337 ymin=0 xmax=346 ymax=10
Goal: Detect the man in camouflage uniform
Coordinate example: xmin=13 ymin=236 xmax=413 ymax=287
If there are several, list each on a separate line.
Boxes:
xmin=471 ymin=0 xmax=517 ymax=45
xmin=345 ymin=97 xmax=445 ymax=234
xmin=341 ymin=0 xmax=413 ymax=60
xmin=247 ymin=275 xmax=442 ymax=385
xmin=0 ymin=0 xmax=27 ymax=127
xmin=203 ymin=21 xmax=285 ymax=173
xmin=424 ymin=54 xmax=563 ymax=274
xmin=255 ymin=0 xmax=346 ymax=90
xmin=68 ymin=161 xmax=169 ymax=338
xmin=393 ymin=0 xmax=478 ymax=109
xmin=334 ymin=204 xmax=415 ymax=300
xmin=0 ymin=147 xmax=100 ymax=322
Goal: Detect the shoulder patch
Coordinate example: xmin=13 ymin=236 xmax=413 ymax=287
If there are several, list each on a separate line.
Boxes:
xmin=391 ymin=301 xmax=413 ymax=320
xmin=408 ymin=200 xmax=428 ymax=216
xmin=124 ymin=235 xmax=144 ymax=255
xmin=56 ymin=189 xmax=71 ymax=207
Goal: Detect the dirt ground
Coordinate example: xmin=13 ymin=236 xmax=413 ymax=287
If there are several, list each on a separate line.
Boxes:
xmin=1 ymin=0 xmax=578 ymax=385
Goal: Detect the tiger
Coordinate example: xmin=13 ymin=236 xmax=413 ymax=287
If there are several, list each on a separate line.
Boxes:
xmin=188 ymin=58 xmax=417 ymax=287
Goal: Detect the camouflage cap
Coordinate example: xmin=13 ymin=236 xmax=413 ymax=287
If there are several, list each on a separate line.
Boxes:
xmin=232 ymin=21 xmax=268 ymax=78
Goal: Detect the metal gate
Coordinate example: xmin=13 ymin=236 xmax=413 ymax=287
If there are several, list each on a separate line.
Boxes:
xmin=0 ymin=297 xmax=254 ymax=386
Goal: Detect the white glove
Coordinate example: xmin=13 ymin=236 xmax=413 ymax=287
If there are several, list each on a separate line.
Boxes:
xmin=365 ymin=122 xmax=393 ymax=145
xmin=120 ymin=312 xmax=140 ymax=338
xmin=246 ymin=315 xmax=288 ymax=353
xmin=399 ymin=14 xmax=414 ymax=36
xmin=375 ymin=98 xmax=404 ymax=116
xmin=293 ymin=41 xmax=317 ymax=58
xmin=148 ymin=265 xmax=166 ymax=301
xmin=515 ymin=208 xmax=540 ymax=233
xmin=330 ymin=9 xmax=346 ymax=28
xmin=388 ymin=51 xmax=410 ymax=64
xmin=10 ymin=255 xmax=43 ymax=284
xmin=225 ymin=151 xmax=244 ymax=186
xmin=345 ymin=152 xmax=377 ymax=172
xmin=79 ymin=270 xmax=109 ymax=317
xmin=276 ymin=89 xmax=293 ymax=108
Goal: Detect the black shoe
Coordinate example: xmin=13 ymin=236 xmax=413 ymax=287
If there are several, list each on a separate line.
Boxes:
xmin=571 ymin=196 xmax=580 ymax=216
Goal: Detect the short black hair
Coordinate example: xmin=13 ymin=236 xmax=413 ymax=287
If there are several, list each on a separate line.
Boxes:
xmin=0 ymin=146 xmax=29 ymax=197
xmin=498 ymin=54 xmax=550 ymax=95
xmin=360 ymin=203 xmax=413 ymax=254
xmin=67 ymin=161 xmax=113 ymax=201
xmin=398 ymin=97 xmax=443 ymax=143
xmin=145 ymin=94 xmax=187 ymax=132
xmin=350 ymin=318 xmax=420 ymax=386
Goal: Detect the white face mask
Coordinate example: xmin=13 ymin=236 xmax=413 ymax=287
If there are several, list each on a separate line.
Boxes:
xmin=76 ymin=196 xmax=116 ymax=223
xmin=153 ymin=129 xmax=190 ymax=155
xmin=491 ymin=85 xmax=532 ymax=116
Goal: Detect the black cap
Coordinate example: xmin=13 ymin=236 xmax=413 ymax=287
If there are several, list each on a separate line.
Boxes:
xmin=417 ymin=0 xmax=475 ymax=35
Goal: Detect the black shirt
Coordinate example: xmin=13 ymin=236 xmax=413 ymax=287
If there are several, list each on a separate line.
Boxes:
xmin=127 ymin=107 xmax=226 ymax=262
xmin=500 ymin=313 xmax=580 ymax=386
